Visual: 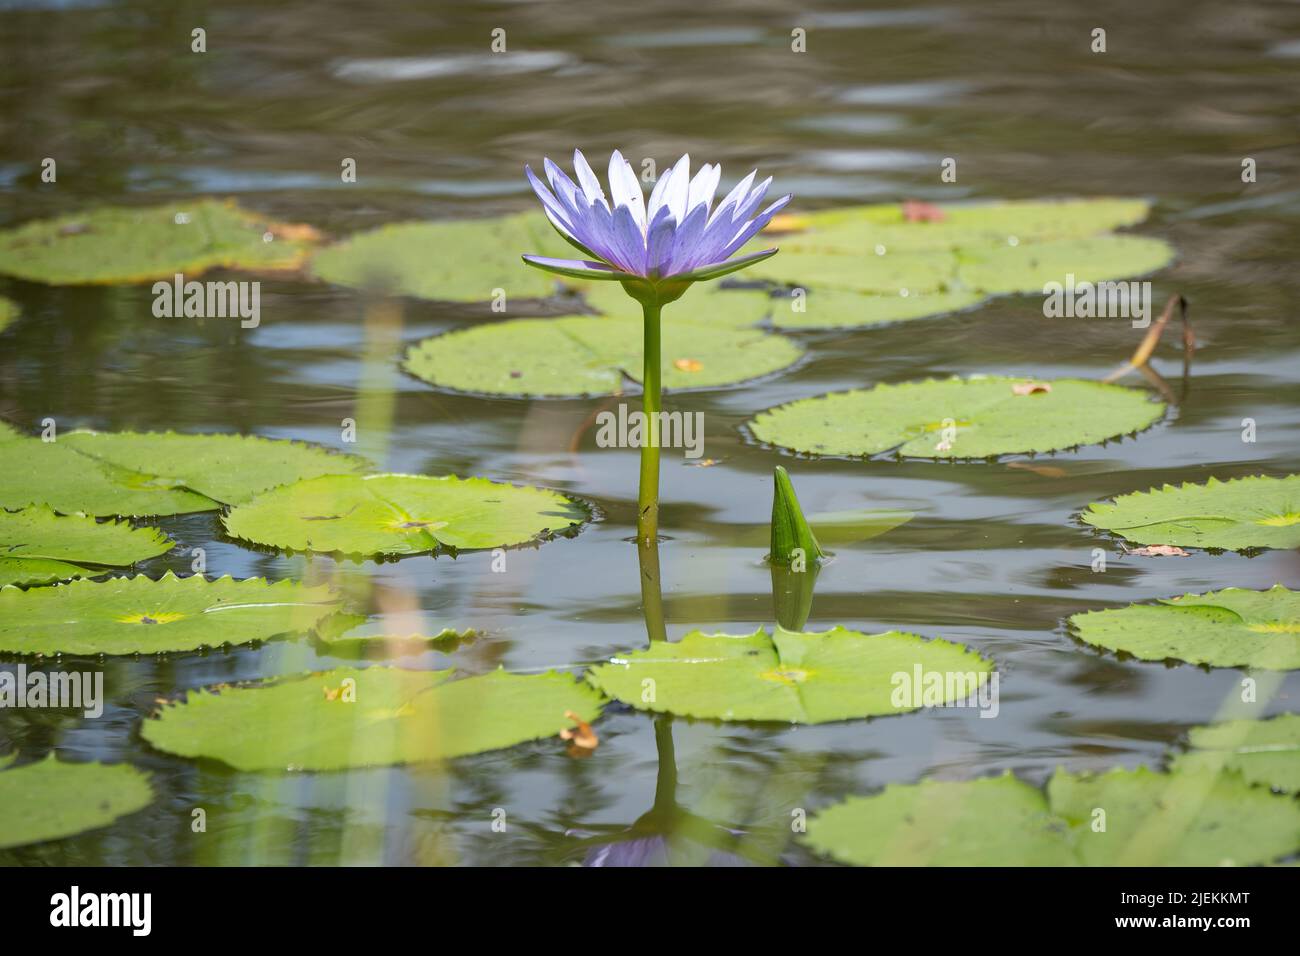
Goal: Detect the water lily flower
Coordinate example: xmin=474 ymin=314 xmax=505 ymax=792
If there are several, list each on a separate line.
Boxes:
xmin=522 ymin=150 xmax=790 ymax=548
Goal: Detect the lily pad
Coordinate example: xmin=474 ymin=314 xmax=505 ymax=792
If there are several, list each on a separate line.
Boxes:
xmin=0 ymin=571 xmax=339 ymax=656
xmin=62 ymin=430 xmax=370 ymax=506
xmin=803 ymin=774 xmax=1077 ymax=866
xmin=141 ymin=665 xmax=605 ymax=771
xmin=587 ymin=625 xmax=992 ymax=723
xmin=0 ymin=296 xmax=17 ymax=333
xmin=0 ymin=506 xmax=173 ymax=587
xmin=957 ymin=235 xmax=1175 ymax=295
xmin=1068 ymin=585 xmax=1300 ymax=670
xmin=768 ymin=286 xmax=989 ymax=330
xmin=748 ymin=245 xmax=958 ymax=295
xmin=222 ymin=473 xmax=589 ymax=557
xmin=1047 ymin=765 xmax=1300 ymax=866
xmin=0 ymin=199 xmax=318 ymax=285
xmin=788 ymin=198 xmax=1155 ymax=253
xmin=580 ymin=283 xmax=773 ymax=330
xmin=403 ymin=314 xmax=803 ymax=398
xmin=0 ymin=422 xmax=218 ymax=517
xmin=748 ymin=376 xmax=1164 ymax=459
xmin=1170 ymin=714 xmax=1300 ymax=793
xmin=1081 ymin=474 xmax=1300 ymax=551
xmin=0 ymin=756 xmax=154 ymax=849
xmin=311 ymin=212 xmax=563 ymax=302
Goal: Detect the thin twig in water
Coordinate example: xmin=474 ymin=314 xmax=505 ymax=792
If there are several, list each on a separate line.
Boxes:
xmin=1102 ymin=294 xmax=1194 ymax=400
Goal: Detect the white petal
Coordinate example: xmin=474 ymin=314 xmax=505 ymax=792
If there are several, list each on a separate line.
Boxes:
xmin=607 ymin=150 xmax=646 ymax=232
xmin=708 ymin=170 xmax=756 ymax=227
xmin=572 ymin=149 xmax=609 ymax=210
xmin=663 ymin=154 xmax=690 ymax=224
xmin=686 ymin=163 xmax=721 ymax=216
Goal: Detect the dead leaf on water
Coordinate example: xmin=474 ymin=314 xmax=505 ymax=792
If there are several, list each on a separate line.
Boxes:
xmin=1011 ymin=381 xmax=1052 ymax=396
xmin=673 ymin=358 xmax=704 ymax=372
xmin=1126 ymin=544 xmax=1191 ymax=557
xmin=560 ymin=709 xmax=598 ymax=757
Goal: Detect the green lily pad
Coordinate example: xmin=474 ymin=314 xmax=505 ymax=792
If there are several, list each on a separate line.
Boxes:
xmin=748 ymin=245 xmax=958 ymax=295
xmin=587 ymin=625 xmax=993 ymax=723
xmin=222 ymin=473 xmax=589 ymax=557
xmin=1068 ymin=585 xmax=1300 ymax=670
xmin=957 ymin=235 xmax=1175 ymax=295
xmin=0 ymin=296 xmax=18 ymax=333
xmin=580 ymin=283 xmax=773 ymax=330
xmin=768 ymin=286 xmax=989 ymax=330
xmin=0 ymin=571 xmax=339 ymax=656
xmin=61 ymin=430 xmax=371 ymax=507
xmin=790 ymin=198 xmax=1154 ymax=252
xmin=748 ymin=376 xmax=1164 ymax=459
xmin=0 ymin=752 xmax=13 ymax=770
xmin=0 ymin=422 xmax=218 ymax=517
xmin=1081 ymin=474 xmax=1300 ymax=551
xmin=1047 ymin=765 xmax=1300 ymax=866
xmin=0 ymin=506 xmax=173 ymax=587
xmin=1170 ymin=714 xmax=1300 ymax=793
xmin=0 ymin=199 xmax=318 ymax=285
xmin=0 ymin=756 xmax=153 ymax=849
xmin=803 ymin=774 xmax=1077 ymax=866
xmin=403 ymin=314 xmax=803 ymax=398
xmin=311 ymin=212 xmax=563 ymax=302
xmin=141 ymin=665 xmax=605 ymax=771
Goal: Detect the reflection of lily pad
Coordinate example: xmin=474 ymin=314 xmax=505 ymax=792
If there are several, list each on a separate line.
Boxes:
xmin=748 ymin=377 xmax=1164 ymax=459
xmin=314 ymin=611 xmax=475 ymax=652
xmin=587 ymin=625 xmax=992 ymax=723
xmin=311 ymin=212 xmax=563 ymax=302
xmin=1081 ymin=475 xmax=1300 ymax=551
xmin=223 ymin=473 xmax=589 ymax=556
xmin=1068 ymin=585 xmax=1300 ymax=670
xmin=142 ymin=666 xmax=604 ymax=771
xmin=0 ymin=297 xmax=18 ymax=333
xmin=0 ymin=571 xmax=339 ymax=656
xmin=804 ymin=775 xmax=1077 ymax=866
xmin=0 ymin=506 xmax=173 ymax=587
xmin=0 ymin=199 xmax=318 ymax=285
xmin=0 ymin=756 xmax=154 ymax=850
xmin=1170 ymin=714 xmax=1300 ymax=793
xmin=768 ymin=287 xmax=988 ymax=330
xmin=1047 ymin=765 xmax=1300 ymax=866
xmin=404 ymin=314 xmax=803 ymax=398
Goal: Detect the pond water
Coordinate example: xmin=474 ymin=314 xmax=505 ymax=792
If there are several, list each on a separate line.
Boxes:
xmin=1 ymin=0 xmax=1298 ymax=865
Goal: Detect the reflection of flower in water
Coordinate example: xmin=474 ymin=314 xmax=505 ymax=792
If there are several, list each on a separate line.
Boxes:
xmin=582 ymin=828 xmax=753 ymax=868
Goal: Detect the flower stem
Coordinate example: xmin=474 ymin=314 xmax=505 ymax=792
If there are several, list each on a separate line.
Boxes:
xmin=636 ymin=298 xmax=663 ymax=547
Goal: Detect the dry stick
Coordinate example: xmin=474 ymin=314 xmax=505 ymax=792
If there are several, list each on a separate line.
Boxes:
xmin=1101 ymin=294 xmax=1194 ymax=397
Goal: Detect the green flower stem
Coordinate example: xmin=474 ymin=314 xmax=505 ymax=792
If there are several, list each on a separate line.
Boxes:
xmin=637 ymin=298 xmax=663 ymax=547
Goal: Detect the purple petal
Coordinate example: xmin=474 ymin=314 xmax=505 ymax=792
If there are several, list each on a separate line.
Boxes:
xmin=521 ymin=255 xmax=626 ymax=280
xmin=719 ymin=194 xmax=792 ymax=259
xmin=729 ymin=176 xmax=773 ymax=226
xmin=708 ymin=170 xmax=756 ymax=227
xmin=587 ymin=201 xmax=638 ymax=273
xmin=609 ymin=202 xmax=648 ymax=276
xmin=526 ymin=166 xmax=576 ymax=234
xmin=662 ymin=203 xmax=709 ymax=277
xmin=645 ymin=206 xmax=677 ymax=275
xmin=671 ymin=247 xmax=778 ymax=282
